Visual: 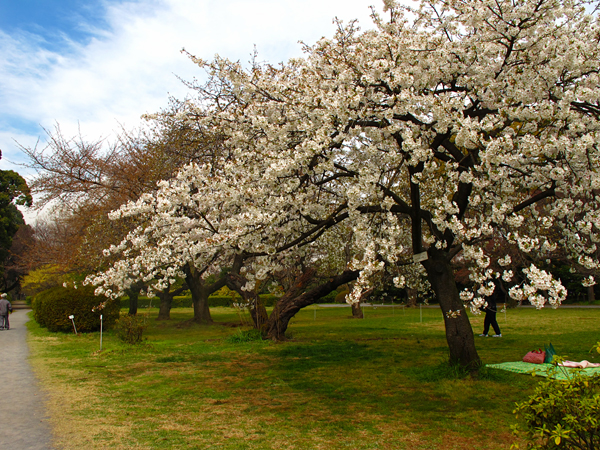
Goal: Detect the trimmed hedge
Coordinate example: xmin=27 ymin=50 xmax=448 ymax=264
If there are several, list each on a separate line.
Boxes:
xmin=120 ymin=294 xmax=283 ymax=309
xmin=119 ymin=296 xmax=187 ymax=309
xmin=32 ymin=285 xmax=120 ymax=333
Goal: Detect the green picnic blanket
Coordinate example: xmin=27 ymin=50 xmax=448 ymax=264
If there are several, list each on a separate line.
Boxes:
xmin=486 ymin=361 xmax=600 ymax=380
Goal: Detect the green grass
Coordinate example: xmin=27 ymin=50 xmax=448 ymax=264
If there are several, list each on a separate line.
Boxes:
xmin=27 ymin=305 xmax=600 ymax=450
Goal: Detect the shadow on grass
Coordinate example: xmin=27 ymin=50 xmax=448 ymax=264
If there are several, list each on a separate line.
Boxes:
xmin=274 ymin=341 xmax=382 ymax=370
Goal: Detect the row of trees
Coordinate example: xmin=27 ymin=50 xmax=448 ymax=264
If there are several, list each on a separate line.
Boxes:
xmin=17 ymin=0 xmax=600 ymax=370
xmin=0 ymin=151 xmax=33 ymax=296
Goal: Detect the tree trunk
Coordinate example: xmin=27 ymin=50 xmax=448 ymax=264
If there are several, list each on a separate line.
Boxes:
xmin=588 ymin=285 xmax=596 ymax=303
xmin=422 ymin=250 xmax=481 ymax=370
xmin=156 ymin=285 xmax=186 ymax=320
xmin=406 ymin=288 xmax=418 ymax=308
xmin=265 ymin=269 xmax=360 ymax=340
xmin=351 ymin=302 xmax=364 ymax=319
xmin=350 ymin=287 xmax=372 ymax=319
xmin=184 ymin=264 xmax=213 ymax=324
xmin=192 ymin=288 xmax=212 ymax=324
xmin=157 ymin=292 xmax=173 ymax=320
xmin=125 ymin=284 xmax=143 ymax=316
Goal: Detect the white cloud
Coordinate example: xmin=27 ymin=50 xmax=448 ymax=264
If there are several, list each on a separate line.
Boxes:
xmin=0 ymin=129 xmax=39 ymax=171
xmin=1 ymin=0 xmax=379 ymax=173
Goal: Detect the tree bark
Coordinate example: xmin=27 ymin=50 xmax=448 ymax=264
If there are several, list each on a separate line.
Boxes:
xmin=351 ymin=287 xmax=372 ymax=319
xmin=422 ymin=250 xmax=481 ymax=370
xmin=588 ymin=285 xmax=596 ymax=303
xmin=183 ymin=264 xmax=225 ymax=324
xmin=125 ymin=283 xmax=143 ymax=316
xmin=265 ymin=269 xmax=360 ymax=340
xmin=406 ymin=287 xmax=418 ymax=308
xmin=351 ymin=302 xmax=364 ymax=319
xmin=157 ymin=292 xmax=173 ymax=320
xmin=156 ymin=285 xmax=187 ymax=320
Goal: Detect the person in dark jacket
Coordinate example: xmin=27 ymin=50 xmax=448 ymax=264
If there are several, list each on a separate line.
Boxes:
xmin=0 ymin=293 xmax=12 ymax=330
xmin=479 ymin=282 xmax=502 ymax=337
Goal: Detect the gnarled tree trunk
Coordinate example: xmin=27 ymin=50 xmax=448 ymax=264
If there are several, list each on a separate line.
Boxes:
xmin=351 ymin=302 xmax=364 ymax=319
xmin=184 ymin=264 xmax=226 ymax=324
xmin=422 ymin=250 xmax=480 ymax=370
xmin=156 ymin=284 xmax=187 ymax=320
xmin=265 ymin=269 xmax=360 ymax=340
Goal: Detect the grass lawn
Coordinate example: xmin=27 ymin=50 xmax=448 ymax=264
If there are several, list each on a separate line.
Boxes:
xmin=27 ymin=305 xmax=600 ymax=450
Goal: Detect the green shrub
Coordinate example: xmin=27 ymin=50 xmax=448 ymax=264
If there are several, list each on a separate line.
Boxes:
xmin=334 ymin=290 xmax=349 ymax=303
xmin=172 ymin=296 xmax=193 ymax=307
xmin=513 ymin=373 xmax=600 ymax=449
xmin=208 ymin=296 xmax=235 ymax=307
xmin=115 ymin=314 xmax=148 ymax=344
xmin=32 ymin=285 xmax=120 ymax=333
xmin=117 ymin=293 xmax=281 ymax=309
xmin=31 ymin=294 xmax=43 ymax=326
xmin=226 ymin=328 xmax=263 ymax=343
xmin=261 ymin=294 xmax=278 ymax=307
xmin=318 ymin=290 xmax=339 ymax=303
xmin=120 ymin=296 xmax=156 ymax=309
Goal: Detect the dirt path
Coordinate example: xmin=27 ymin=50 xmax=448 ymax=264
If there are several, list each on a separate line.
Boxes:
xmin=0 ymin=309 xmax=55 ymax=450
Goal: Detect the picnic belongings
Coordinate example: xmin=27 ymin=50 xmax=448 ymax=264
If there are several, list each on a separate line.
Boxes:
xmin=559 ymin=360 xmax=600 ymax=368
xmin=522 ymin=343 xmax=600 ymax=367
xmin=489 ymin=342 xmax=600 ymax=378
xmin=544 ymin=343 xmax=556 ymax=363
xmin=522 ymin=343 xmax=557 ymax=364
xmin=523 ymin=349 xmax=546 ymax=364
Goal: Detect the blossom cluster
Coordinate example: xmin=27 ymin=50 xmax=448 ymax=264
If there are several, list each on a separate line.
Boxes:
xmin=87 ymin=0 xmax=600 ymax=316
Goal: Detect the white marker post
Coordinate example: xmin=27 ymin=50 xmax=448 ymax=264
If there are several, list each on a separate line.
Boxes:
xmin=68 ymin=315 xmax=77 ymax=335
xmin=100 ymin=314 xmax=103 ymax=351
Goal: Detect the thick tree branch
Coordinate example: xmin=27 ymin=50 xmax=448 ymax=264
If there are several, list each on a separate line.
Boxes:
xmin=512 ymin=185 xmax=556 ymax=213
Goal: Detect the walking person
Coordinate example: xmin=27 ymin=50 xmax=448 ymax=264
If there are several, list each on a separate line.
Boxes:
xmin=0 ymin=293 xmax=13 ymax=330
xmin=479 ymin=281 xmax=502 ymax=337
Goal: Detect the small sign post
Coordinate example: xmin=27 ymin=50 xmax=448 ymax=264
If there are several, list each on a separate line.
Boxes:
xmin=100 ymin=314 xmax=103 ymax=351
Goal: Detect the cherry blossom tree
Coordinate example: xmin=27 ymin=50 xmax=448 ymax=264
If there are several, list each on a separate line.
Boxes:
xmin=21 ymin=108 xmax=230 ymax=315
xmin=86 ymin=163 xmax=357 ymax=327
xmin=93 ymin=0 xmax=600 ymax=369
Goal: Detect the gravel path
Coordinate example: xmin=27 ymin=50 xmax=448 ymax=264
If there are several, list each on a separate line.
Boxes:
xmin=0 ymin=309 xmax=55 ymax=450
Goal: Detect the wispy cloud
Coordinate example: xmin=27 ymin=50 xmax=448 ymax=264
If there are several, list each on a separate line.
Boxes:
xmin=0 ymin=0 xmax=379 ymax=174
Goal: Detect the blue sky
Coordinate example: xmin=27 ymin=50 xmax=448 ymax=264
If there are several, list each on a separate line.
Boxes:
xmin=0 ymin=0 xmax=379 ymax=189
xmin=0 ymin=0 xmax=111 ymax=50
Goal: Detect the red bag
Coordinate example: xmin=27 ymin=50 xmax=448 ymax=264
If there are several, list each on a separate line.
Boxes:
xmin=523 ymin=349 xmax=546 ymax=364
